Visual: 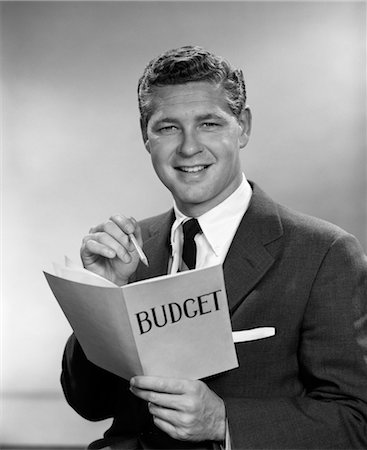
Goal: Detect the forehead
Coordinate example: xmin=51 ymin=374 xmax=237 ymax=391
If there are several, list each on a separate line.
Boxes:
xmin=148 ymin=81 xmax=233 ymax=120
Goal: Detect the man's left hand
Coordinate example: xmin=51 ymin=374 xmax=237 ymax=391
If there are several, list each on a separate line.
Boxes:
xmin=130 ymin=376 xmax=225 ymax=442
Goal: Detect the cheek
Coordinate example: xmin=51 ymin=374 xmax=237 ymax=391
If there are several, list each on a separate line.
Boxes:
xmin=207 ymin=130 xmax=238 ymax=150
xmin=149 ymin=151 xmax=173 ymax=182
xmin=148 ymin=136 xmax=173 ymax=160
xmin=217 ymin=139 xmax=241 ymax=165
xmin=150 ymin=153 xmax=164 ymax=173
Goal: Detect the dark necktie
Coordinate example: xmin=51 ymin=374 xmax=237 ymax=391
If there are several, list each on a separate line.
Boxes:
xmin=182 ymin=218 xmax=202 ymax=270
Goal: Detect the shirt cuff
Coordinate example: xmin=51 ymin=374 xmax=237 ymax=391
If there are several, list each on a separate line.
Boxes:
xmin=213 ymin=418 xmax=231 ymax=450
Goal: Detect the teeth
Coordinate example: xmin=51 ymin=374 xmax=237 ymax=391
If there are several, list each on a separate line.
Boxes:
xmin=179 ymin=165 xmax=206 ymax=173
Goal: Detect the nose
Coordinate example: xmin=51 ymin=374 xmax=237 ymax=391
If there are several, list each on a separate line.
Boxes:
xmin=178 ymin=129 xmax=202 ymax=157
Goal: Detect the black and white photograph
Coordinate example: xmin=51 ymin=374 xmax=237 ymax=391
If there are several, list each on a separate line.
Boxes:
xmin=1 ymin=1 xmax=366 ymax=449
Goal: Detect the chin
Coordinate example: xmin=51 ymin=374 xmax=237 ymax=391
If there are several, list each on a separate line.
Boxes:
xmin=177 ymin=190 xmax=210 ymax=204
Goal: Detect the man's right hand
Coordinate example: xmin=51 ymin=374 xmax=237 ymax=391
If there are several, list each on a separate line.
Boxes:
xmin=80 ymin=215 xmax=142 ymax=286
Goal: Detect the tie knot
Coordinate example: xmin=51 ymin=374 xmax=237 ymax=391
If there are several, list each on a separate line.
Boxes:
xmin=182 ymin=218 xmax=202 ymax=240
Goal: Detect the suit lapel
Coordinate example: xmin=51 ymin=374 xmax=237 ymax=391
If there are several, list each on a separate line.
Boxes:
xmin=224 ymin=183 xmax=283 ymax=314
xmin=224 ymin=228 xmax=275 ymax=314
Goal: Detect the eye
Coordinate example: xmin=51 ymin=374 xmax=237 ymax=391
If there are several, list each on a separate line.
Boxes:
xmin=158 ymin=125 xmax=179 ymax=135
xmin=201 ymin=122 xmax=220 ymax=129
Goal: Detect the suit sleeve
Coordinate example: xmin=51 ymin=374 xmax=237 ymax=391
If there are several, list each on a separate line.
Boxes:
xmin=225 ymin=234 xmax=367 ymax=449
xmin=61 ymin=333 xmax=128 ymax=421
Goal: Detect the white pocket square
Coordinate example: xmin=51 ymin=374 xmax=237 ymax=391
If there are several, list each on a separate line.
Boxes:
xmin=232 ymin=327 xmax=276 ymax=343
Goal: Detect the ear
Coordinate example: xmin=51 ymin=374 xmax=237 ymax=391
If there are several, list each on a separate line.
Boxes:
xmin=238 ymin=106 xmax=252 ymax=149
xmin=140 ymin=118 xmax=150 ymax=153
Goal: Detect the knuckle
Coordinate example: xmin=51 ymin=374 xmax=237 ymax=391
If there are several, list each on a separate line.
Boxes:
xmin=111 ymin=214 xmax=134 ymax=233
xmin=111 ymin=213 xmax=125 ymax=222
xmin=195 ymin=380 xmax=203 ymax=389
xmin=108 ymin=218 xmax=132 ymax=243
xmin=148 ymin=392 xmax=157 ymax=403
xmin=192 ymin=380 xmax=203 ymax=395
xmin=152 ymin=415 xmax=162 ymax=429
xmin=147 ymin=402 xmax=154 ymax=413
xmin=184 ymin=397 xmax=196 ymax=412
xmin=99 ymin=231 xmax=115 ymax=245
xmin=176 ymin=427 xmax=191 ymax=441
xmin=125 ymin=222 xmax=135 ymax=235
xmin=176 ymin=380 xmax=186 ymax=392
xmin=94 ymin=231 xmax=105 ymax=242
xmin=118 ymin=247 xmax=130 ymax=260
xmin=180 ymin=413 xmax=193 ymax=427
xmin=110 ymin=214 xmax=122 ymax=221
xmin=103 ymin=220 xmax=115 ymax=234
xmin=156 ymin=378 xmax=166 ymax=391
xmin=84 ymin=237 xmax=96 ymax=250
xmin=120 ymin=233 xmax=130 ymax=247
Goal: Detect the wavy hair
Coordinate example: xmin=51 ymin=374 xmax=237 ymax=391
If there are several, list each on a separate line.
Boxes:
xmin=138 ymin=46 xmax=247 ymax=139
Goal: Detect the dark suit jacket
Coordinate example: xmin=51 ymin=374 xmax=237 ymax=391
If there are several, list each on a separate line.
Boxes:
xmin=61 ymin=183 xmax=367 ymax=449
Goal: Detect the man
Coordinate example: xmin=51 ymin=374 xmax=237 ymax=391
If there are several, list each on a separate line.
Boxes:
xmin=61 ymin=46 xmax=367 ymax=449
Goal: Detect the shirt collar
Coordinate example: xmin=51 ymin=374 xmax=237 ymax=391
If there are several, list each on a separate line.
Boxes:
xmin=171 ymin=173 xmax=252 ymax=256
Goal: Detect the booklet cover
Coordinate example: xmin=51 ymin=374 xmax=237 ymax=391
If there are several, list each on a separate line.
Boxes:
xmin=44 ymin=261 xmax=238 ymax=381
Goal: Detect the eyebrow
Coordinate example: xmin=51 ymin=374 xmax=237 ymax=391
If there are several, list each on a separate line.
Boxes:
xmin=196 ymin=113 xmax=226 ymax=122
xmin=153 ymin=112 xmax=226 ymax=125
xmin=153 ymin=116 xmax=179 ymax=125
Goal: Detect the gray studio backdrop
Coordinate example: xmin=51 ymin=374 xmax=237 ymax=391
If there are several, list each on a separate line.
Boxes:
xmin=2 ymin=1 xmax=366 ymax=446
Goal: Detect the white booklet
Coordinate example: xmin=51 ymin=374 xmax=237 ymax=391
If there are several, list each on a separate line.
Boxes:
xmin=44 ymin=260 xmax=238 ymax=381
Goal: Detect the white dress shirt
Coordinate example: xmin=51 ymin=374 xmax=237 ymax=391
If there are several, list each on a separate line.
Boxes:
xmin=169 ymin=174 xmax=252 ymax=273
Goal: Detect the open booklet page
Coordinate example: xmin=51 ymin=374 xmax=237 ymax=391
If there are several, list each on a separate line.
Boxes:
xmin=45 ymin=261 xmax=238 ymax=380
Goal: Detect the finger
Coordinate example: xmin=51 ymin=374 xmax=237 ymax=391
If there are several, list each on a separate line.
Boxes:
xmin=109 ymin=214 xmax=135 ymax=234
xmin=148 ymin=402 xmax=188 ymax=424
xmin=130 ymin=386 xmax=182 ymax=410
xmin=108 ymin=215 xmax=135 ymax=251
xmin=150 ymin=416 xmax=180 ymax=440
xmin=110 ymin=214 xmax=136 ymax=247
xmin=152 ymin=416 xmax=191 ymax=442
xmin=91 ymin=220 xmax=132 ymax=247
xmin=130 ymin=376 xmax=188 ymax=394
xmin=86 ymin=232 xmax=131 ymax=263
xmin=82 ymin=236 xmax=117 ymax=260
xmin=110 ymin=215 xmax=144 ymax=251
xmin=88 ymin=218 xmax=134 ymax=257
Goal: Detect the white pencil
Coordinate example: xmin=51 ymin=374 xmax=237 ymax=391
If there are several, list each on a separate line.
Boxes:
xmin=130 ymin=234 xmax=149 ymax=267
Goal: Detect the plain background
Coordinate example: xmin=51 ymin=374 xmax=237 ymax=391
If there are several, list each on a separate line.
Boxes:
xmin=1 ymin=0 xmax=366 ymax=446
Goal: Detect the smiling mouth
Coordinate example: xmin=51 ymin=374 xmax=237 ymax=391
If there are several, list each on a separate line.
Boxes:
xmin=176 ymin=165 xmax=209 ymax=173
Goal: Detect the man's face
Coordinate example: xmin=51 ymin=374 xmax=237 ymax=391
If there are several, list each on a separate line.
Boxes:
xmin=144 ymin=81 xmax=251 ymax=217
